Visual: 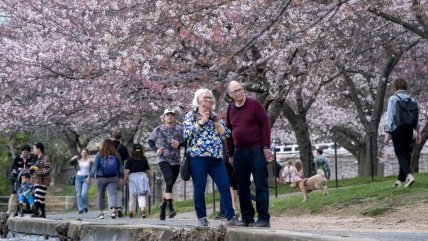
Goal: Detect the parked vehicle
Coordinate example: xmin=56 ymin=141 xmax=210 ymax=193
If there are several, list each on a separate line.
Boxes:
xmin=274 ymin=143 xmax=349 ymax=155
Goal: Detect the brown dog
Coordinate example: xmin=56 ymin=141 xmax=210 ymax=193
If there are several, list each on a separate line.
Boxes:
xmin=297 ymin=169 xmax=328 ymax=202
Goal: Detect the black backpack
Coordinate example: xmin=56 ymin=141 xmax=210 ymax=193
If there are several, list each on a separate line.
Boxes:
xmin=394 ymin=95 xmax=419 ymax=129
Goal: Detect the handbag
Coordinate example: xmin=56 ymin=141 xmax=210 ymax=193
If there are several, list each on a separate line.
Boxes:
xmin=68 ymin=175 xmax=76 ymax=185
xmin=180 ymin=136 xmax=193 ymax=181
xmin=180 ymin=151 xmax=191 ymax=181
xmin=69 ymin=165 xmax=77 ymax=185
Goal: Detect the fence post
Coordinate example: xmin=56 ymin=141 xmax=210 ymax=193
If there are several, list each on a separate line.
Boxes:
xmin=212 ymin=178 xmax=216 ymax=213
xmin=334 ymin=142 xmax=338 ymax=189
xmin=148 ymin=195 xmax=151 ymax=215
xmin=125 ymin=184 xmax=129 ymax=215
xmin=184 ymin=181 xmax=187 ymax=201
xmin=65 ymin=196 xmax=69 ymax=210
xmin=273 ymin=145 xmax=278 ymax=198
xmin=370 ymin=135 xmax=374 ymax=181
xmin=153 ymin=172 xmax=156 ymax=204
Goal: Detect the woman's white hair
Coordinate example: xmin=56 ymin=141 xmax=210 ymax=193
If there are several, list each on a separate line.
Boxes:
xmin=192 ymin=88 xmax=216 ymax=111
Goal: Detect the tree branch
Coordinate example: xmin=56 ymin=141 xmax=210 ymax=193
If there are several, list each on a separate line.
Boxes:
xmin=368 ymin=7 xmax=428 ymax=40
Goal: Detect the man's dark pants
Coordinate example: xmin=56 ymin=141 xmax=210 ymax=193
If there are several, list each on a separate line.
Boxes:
xmin=234 ymin=148 xmax=270 ymax=223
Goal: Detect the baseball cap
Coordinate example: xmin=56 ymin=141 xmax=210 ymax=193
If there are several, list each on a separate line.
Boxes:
xmin=132 ymin=143 xmax=144 ymax=152
xmin=163 ymin=108 xmax=175 ymax=116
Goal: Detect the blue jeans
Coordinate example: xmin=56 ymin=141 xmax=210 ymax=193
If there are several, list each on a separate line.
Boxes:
xmin=19 ymin=193 xmax=34 ymax=205
xmin=75 ymin=175 xmax=89 ymax=211
xmin=234 ymin=148 xmax=270 ymax=223
xmin=190 ymin=156 xmax=235 ymax=220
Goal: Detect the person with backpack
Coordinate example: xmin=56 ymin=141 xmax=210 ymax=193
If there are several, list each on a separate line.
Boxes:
xmin=87 ymin=139 xmax=124 ymax=219
xmin=384 ymin=78 xmax=421 ymax=188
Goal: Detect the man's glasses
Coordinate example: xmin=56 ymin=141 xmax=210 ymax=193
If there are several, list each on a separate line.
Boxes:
xmin=229 ymin=87 xmax=245 ymax=95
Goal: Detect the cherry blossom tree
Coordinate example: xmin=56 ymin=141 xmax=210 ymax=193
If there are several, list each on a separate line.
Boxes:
xmin=1 ymin=0 xmax=427 ymax=178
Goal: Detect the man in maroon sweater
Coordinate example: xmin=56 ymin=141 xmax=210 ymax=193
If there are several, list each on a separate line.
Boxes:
xmin=226 ymin=80 xmax=273 ymax=227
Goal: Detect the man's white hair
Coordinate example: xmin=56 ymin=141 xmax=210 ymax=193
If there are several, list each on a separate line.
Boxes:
xmin=192 ymin=88 xmax=216 ymax=111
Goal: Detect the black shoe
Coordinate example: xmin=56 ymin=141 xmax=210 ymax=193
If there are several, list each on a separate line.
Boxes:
xmin=84 ymin=208 xmax=88 ymax=213
xmin=248 ymin=220 xmax=270 ymax=228
xmin=117 ymin=208 xmax=123 ymax=218
xmin=166 ymin=199 xmax=176 ymax=218
xmin=39 ymin=203 xmax=46 ymax=218
xmin=168 ymin=209 xmax=176 ymax=218
xmin=31 ymin=203 xmax=40 ymax=218
xmin=159 ymin=202 xmax=167 ymax=221
xmin=78 ymin=210 xmax=84 ymax=214
xmin=214 ymin=213 xmax=227 ymax=220
xmin=242 ymin=218 xmax=255 ymax=227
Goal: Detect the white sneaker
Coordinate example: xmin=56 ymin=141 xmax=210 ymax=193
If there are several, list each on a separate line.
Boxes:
xmin=97 ymin=213 xmax=105 ymax=219
xmin=393 ymin=180 xmax=401 ymax=188
xmin=404 ymin=174 xmax=415 ymax=187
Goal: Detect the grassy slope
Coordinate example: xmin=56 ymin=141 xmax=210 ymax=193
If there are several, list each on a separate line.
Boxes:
xmin=45 ymin=173 xmax=428 ymax=217
xmin=270 ymin=173 xmax=428 ymax=216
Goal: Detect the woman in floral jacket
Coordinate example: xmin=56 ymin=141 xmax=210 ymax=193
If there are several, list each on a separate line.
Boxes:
xmin=183 ymin=88 xmax=243 ymax=227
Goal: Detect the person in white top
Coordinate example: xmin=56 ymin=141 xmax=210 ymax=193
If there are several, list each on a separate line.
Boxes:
xmin=69 ymin=148 xmax=93 ymax=214
xmin=281 ymin=160 xmax=298 ymax=184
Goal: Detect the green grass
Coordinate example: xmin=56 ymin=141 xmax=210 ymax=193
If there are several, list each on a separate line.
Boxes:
xmin=269 ymin=172 xmax=428 ymax=215
xmin=269 ymin=175 xmax=397 ymax=196
xmin=44 ymin=172 xmax=428 ymax=217
xmin=150 ymin=173 xmax=428 ymax=217
xmin=363 ymin=205 xmax=392 ymax=216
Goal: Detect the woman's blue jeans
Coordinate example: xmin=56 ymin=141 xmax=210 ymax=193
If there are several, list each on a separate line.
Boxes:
xmin=75 ymin=175 xmax=89 ymax=211
xmin=190 ymin=156 xmax=235 ymax=220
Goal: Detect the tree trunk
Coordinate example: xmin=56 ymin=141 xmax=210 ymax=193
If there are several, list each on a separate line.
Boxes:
xmin=330 ymin=125 xmax=367 ymax=177
xmin=294 ymin=119 xmax=314 ymax=177
xmin=411 ymin=121 xmax=428 ymax=172
xmin=359 ymin=132 xmax=379 ymax=177
xmin=281 ymin=102 xmax=314 ymax=177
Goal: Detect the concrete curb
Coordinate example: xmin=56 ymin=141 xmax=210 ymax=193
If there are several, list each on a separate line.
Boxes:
xmin=226 ymin=228 xmax=350 ymax=241
xmin=5 ymin=216 xmax=371 ymax=241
